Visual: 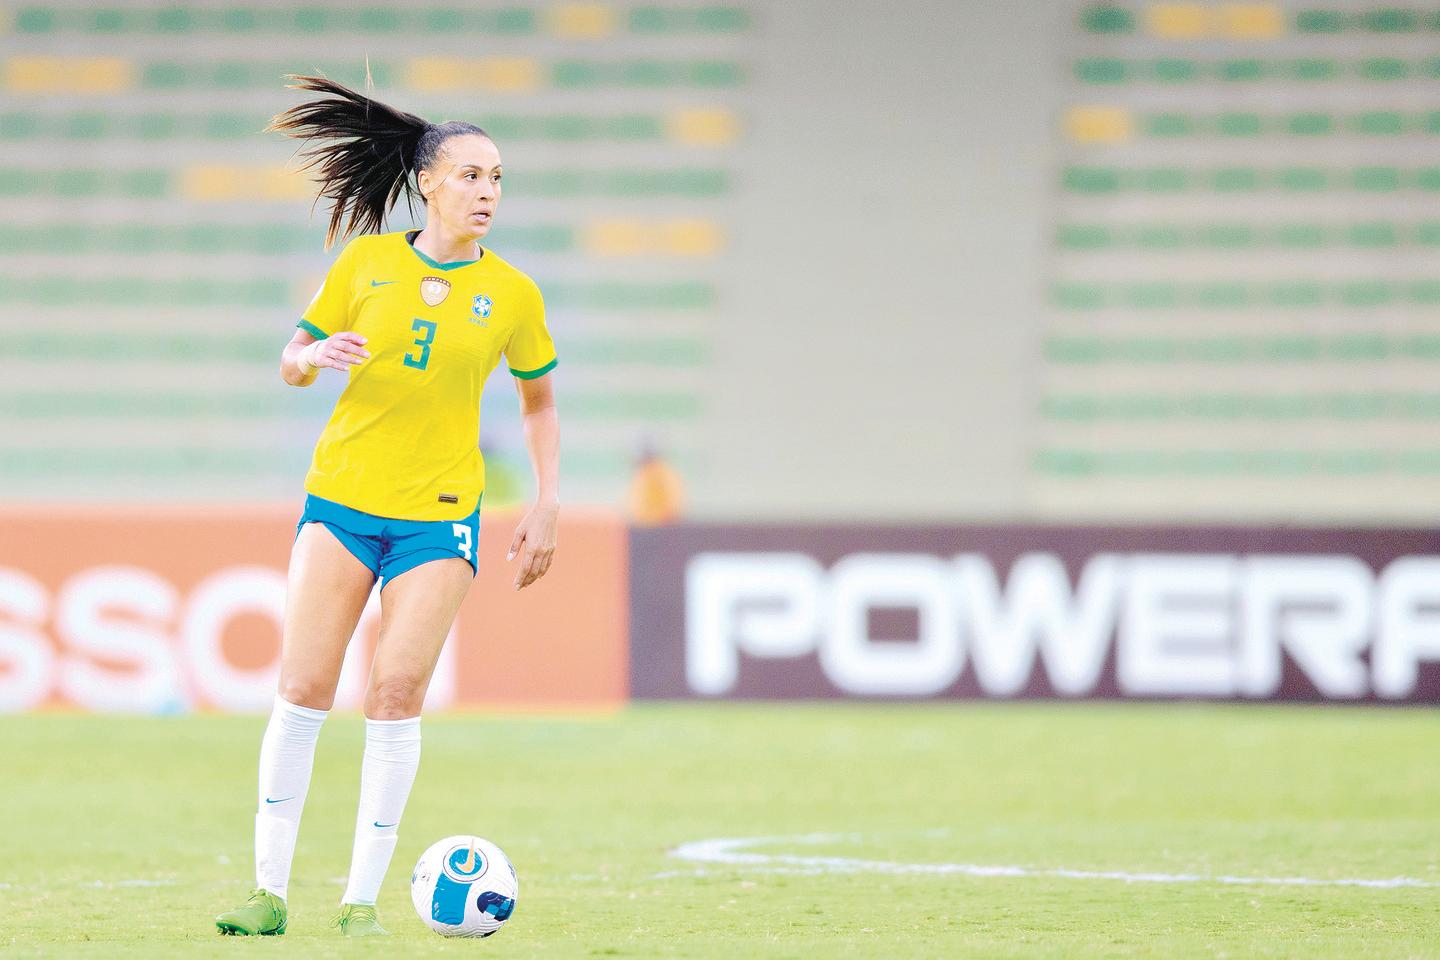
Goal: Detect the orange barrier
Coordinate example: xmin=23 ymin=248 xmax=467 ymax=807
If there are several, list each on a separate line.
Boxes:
xmin=0 ymin=504 xmax=628 ymax=712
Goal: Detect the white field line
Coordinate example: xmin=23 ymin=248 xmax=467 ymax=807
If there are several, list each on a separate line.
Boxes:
xmin=667 ymin=834 xmax=1440 ymax=890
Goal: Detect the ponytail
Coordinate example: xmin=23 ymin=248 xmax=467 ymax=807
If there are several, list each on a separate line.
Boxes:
xmin=266 ymin=74 xmax=430 ymax=249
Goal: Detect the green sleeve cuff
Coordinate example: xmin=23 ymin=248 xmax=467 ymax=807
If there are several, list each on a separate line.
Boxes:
xmin=296 ymin=318 xmax=329 ymax=340
xmin=509 ymin=357 xmax=558 ymax=379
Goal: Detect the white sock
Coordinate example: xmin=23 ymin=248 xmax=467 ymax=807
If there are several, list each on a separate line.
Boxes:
xmin=341 ymin=716 xmax=422 ymax=906
xmin=254 ymin=695 xmax=327 ymax=901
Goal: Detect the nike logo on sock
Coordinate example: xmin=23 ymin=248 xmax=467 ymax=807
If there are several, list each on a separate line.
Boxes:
xmin=265 ymin=796 xmax=295 ymax=804
xmin=373 ymin=821 xmax=398 ymax=828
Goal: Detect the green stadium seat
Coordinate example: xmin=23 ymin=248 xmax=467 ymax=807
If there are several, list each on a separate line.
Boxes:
xmin=14 ymin=7 xmax=57 ymax=31
xmin=1147 ymin=114 xmax=1193 ymax=137
xmin=1289 ymin=58 xmax=1338 ymax=80
xmin=1295 ymin=10 xmax=1347 ymax=32
xmin=1353 ymin=111 xmax=1404 ymax=134
xmin=1287 ymin=113 xmax=1333 ymax=135
xmin=1075 ymin=59 xmax=1129 ymax=83
xmin=1347 ymin=223 xmax=1398 ymax=247
xmin=1212 ymin=168 xmax=1260 ymax=191
xmin=1220 ymin=60 xmax=1265 ymax=81
xmin=1218 ymin=113 xmax=1263 ymax=136
xmin=1354 ymin=167 xmax=1401 ymax=190
xmin=1056 ymin=225 xmax=1113 ymax=249
xmin=1359 ymin=57 xmax=1408 ymax=79
xmin=1123 ymin=283 xmax=1179 ymax=309
xmin=1340 ymin=281 xmax=1393 ymax=306
xmin=1275 ymin=225 xmax=1326 ymax=247
xmin=1080 ymin=5 xmax=1134 ymax=33
xmin=1153 ymin=59 xmax=1197 ymax=82
xmin=1361 ymin=8 xmax=1418 ymax=32
xmin=1277 ymin=167 xmax=1328 ymax=190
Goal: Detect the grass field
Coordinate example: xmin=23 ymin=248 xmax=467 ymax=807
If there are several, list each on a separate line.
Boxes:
xmin=3 ymin=703 xmax=1438 ymax=958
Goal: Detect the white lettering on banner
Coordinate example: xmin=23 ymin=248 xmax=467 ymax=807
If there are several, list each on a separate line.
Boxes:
xmin=57 ymin=566 xmax=184 ymax=713
xmin=684 ymin=551 xmax=1440 ymax=699
xmin=183 ymin=567 xmax=287 ymax=712
xmin=1239 ymin=557 xmax=1372 ymax=699
xmin=686 ymin=553 xmax=824 ymax=695
xmin=822 ymin=555 xmax=960 ymax=696
xmin=0 ymin=569 xmax=54 ymax=712
xmin=955 ymin=553 xmax=1122 ymax=696
xmin=0 ymin=563 xmax=459 ymax=713
xmin=1374 ymin=558 xmax=1440 ymax=698
xmin=1118 ymin=555 xmax=1237 ymax=696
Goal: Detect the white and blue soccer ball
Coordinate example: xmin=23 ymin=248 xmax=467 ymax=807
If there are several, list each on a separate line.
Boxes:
xmin=411 ymin=835 xmax=518 ymax=938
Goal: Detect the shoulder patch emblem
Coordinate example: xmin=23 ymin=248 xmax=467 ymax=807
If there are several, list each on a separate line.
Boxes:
xmin=420 ymin=276 xmax=451 ymax=307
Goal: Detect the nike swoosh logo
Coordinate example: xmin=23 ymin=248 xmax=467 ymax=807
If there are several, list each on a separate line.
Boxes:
xmin=370 ymin=280 xmax=396 ymax=287
xmin=373 ymin=821 xmax=398 ymax=829
xmin=264 ymin=796 xmax=294 ymax=804
xmin=459 ymin=845 xmax=476 ymax=872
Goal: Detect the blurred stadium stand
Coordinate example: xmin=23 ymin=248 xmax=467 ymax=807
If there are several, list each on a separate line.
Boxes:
xmin=3 ymin=0 xmax=1439 ymax=524
xmin=1043 ymin=1 xmax=1440 ymax=521
xmin=0 ymin=1 xmax=746 ymax=506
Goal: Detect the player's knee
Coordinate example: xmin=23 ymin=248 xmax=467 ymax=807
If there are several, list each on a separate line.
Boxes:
xmin=278 ymin=677 xmax=336 ymax=712
xmin=365 ymin=676 xmax=424 ymax=720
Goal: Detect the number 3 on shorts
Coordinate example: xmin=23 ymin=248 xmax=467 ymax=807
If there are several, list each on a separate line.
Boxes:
xmin=452 ymin=523 xmax=472 ymax=561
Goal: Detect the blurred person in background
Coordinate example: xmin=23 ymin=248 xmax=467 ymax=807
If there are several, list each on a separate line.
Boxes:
xmin=627 ymin=436 xmax=685 ymax=526
xmin=214 ymin=76 xmax=559 ymax=938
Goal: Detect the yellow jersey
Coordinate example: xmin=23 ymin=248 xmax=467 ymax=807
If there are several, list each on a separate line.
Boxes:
xmin=296 ymin=230 xmax=557 ymax=521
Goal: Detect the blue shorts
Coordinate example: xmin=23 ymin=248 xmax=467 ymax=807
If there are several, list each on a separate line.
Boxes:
xmin=295 ymin=494 xmax=481 ymax=590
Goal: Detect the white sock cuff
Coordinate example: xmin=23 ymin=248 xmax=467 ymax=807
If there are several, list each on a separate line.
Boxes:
xmin=365 ymin=715 xmax=421 ymax=739
xmin=275 ymin=694 xmax=329 ymax=723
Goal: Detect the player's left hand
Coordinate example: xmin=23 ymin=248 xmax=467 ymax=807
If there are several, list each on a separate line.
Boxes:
xmin=507 ymin=501 xmax=557 ymax=590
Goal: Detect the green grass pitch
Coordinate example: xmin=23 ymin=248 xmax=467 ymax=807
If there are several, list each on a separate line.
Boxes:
xmin=3 ymin=703 xmax=1438 ymax=958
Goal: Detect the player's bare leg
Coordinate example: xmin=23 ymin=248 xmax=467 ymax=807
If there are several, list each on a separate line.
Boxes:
xmin=333 ymin=556 xmax=473 ymax=936
xmin=217 ymin=523 xmax=374 ymax=935
xmin=278 ymin=522 xmax=377 ymax=710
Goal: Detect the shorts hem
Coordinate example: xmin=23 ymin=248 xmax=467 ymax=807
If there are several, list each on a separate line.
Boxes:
xmin=379 ymin=549 xmax=478 ymax=591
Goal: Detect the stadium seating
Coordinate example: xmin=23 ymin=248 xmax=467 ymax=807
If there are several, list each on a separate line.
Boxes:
xmin=0 ymin=3 xmax=748 ymax=502
xmin=1041 ymin=2 xmax=1440 ymax=500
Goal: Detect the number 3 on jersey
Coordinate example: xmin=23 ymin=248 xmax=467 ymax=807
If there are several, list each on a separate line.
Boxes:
xmin=405 ymin=318 xmax=437 ymax=370
xmin=452 ymin=523 xmax=472 ymax=561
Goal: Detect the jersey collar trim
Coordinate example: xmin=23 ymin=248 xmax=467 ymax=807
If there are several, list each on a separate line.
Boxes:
xmin=404 ymin=230 xmax=483 ymax=271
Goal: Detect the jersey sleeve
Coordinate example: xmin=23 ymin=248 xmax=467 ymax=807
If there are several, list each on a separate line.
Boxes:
xmin=504 ymin=279 xmax=558 ymax=379
xmin=297 ymin=238 xmax=362 ymax=340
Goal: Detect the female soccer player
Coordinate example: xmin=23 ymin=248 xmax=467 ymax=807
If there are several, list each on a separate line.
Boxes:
xmin=215 ymin=76 xmax=559 ymax=937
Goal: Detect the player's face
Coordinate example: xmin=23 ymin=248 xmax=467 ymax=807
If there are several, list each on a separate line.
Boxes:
xmin=424 ymin=134 xmax=503 ymax=241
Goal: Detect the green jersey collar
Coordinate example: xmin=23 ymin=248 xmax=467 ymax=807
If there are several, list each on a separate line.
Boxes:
xmin=404 ymin=230 xmax=483 ymax=271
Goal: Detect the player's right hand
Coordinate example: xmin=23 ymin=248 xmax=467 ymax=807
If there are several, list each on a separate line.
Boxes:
xmin=301 ymin=332 xmax=370 ymax=372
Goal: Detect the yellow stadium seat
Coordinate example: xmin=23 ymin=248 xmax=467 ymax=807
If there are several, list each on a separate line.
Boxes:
xmin=546 ymin=3 xmax=616 ymax=37
xmin=666 ymin=108 xmax=739 ymax=145
xmin=404 ymin=58 xmax=540 ymax=93
xmin=6 ymin=56 xmax=134 ymax=93
xmin=1148 ymin=3 xmax=1213 ymax=38
xmin=1220 ymin=4 xmax=1285 ymax=38
xmin=1065 ymin=106 xmax=1133 ymax=143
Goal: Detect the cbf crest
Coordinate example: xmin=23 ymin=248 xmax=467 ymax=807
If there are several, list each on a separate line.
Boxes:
xmin=471 ymin=294 xmax=493 ymax=325
xmin=420 ymin=276 xmax=451 ymax=307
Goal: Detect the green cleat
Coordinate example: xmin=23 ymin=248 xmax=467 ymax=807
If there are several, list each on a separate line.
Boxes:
xmin=331 ymin=902 xmax=388 ymax=937
xmin=215 ymin=889 xmax=287 ymax=936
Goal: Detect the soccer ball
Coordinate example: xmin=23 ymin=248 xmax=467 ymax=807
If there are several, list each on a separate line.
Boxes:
xmin=410 ymin=835 xmax=518 ymax=938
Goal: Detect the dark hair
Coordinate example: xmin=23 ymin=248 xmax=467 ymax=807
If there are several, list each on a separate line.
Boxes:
xmin=266 ymin=74 xmax=489 ymax=249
